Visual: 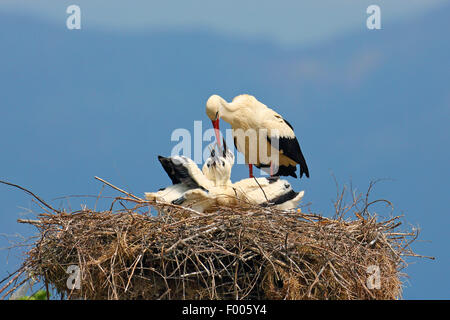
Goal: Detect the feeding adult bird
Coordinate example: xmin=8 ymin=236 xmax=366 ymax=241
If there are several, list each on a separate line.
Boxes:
xmin=206 ymin=94 xmax=309 ymax=179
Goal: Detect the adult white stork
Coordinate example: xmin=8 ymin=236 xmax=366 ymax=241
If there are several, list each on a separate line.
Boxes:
xmin=206 ymin=94 xmax=309 ymax=179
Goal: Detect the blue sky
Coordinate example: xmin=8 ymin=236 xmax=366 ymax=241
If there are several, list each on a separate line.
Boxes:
xmin=0 ymin=1 xmax=449 ymax=299
xmin=0 ymin=0 xmax=447 ymax=46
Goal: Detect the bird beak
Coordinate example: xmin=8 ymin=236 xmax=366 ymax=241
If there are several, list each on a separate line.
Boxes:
xmin=212 ymin=119 xmax=221 ymax=148
xmin=222 ymin=137 xmax=227 ymax=157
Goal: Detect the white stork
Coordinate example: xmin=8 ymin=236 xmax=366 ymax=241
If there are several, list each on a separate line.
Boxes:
xmin=233 ymin=176 xmax=305 ymax=210
xmin=202 ymin=140 xmax=235 ymax=187
xmin=145 ymin=146 xmax=239 ymax=212
xmin=206 ymin=94 xmax=309 ymax=179
xmin=146 ymin=140 xmax=305 ymax=212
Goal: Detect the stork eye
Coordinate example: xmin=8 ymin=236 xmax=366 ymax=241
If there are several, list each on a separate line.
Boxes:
xmin=215 ymin=111 xmax=219 ymax=120
xmin=221 ymin=160 xmax=225 ymax=166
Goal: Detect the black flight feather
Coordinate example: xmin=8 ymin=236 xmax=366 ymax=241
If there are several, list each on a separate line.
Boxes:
xmin=260 ymin=189 xmax=299 ymax=207
xmin=157 ymin=155 xmax=204 ymax=189
xmin=267 ymin=135 xmax=309 ymax=179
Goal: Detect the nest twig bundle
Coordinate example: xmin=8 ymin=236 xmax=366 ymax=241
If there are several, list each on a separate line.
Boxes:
xmin=0 ymin=179 xmax=427 ymax=300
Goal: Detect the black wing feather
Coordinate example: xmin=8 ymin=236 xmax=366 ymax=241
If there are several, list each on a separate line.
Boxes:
xmin=267 ymin=117 xmax=310 ymax=178
xmin=233 ymin=117 xmax=310 ymax=178
xmin=260 ymin=190 xmax=299 ymax=207
xmin=275 ymin=136 xmax=309 ymax=178
xmin=157 ymin=155 xmax=204 ymax=189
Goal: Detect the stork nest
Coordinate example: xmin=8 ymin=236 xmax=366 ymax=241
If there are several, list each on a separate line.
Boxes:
xmin=1 ymin=181 xmax=426 ymax=300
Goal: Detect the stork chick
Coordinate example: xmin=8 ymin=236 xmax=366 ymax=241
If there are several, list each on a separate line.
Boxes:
xmin=202 ymin=139 xmax=234 ymax=187
xmin=144 ymin=155 xmax=213 ymax=205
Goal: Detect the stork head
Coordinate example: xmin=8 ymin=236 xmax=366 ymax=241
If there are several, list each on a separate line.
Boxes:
xmin=202 ymin=150 xmax=216 ymax=182
xmin=202 ymin=138 xmax=234 ymax=187
xmin=206 ymin=94 xmax=227 ymax=148
xmin=212 ymin=158 xmax=232 ymax=187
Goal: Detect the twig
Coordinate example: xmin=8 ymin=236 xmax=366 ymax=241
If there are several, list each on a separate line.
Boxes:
xmin=94 ymin=176 xmax=143 ymax=201
xmin=0 ymin=180 xmax=60 ymax=213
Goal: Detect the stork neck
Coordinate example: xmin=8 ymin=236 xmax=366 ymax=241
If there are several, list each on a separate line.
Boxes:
xmin=212 ymin=170 xmax=232 ymax=187
xmin=214 ymin=180 xmax=232 ymax=188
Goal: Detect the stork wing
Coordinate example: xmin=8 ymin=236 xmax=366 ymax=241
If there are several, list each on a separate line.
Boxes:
xmin=232 ymin=177 xmax=270 ymax=197
xmin=274 ymin=190 xmax=305 ymax=210
xmin=158 ymin=155 xmax=213 ymax=190
xmin=263 ymin=112 xmax=310 ymax=178
xmin=182 ymin=189 xmax=216 ymax=213
xmin=233 ymin=177 xmax=299 ymax=206
xmin=144 ymin=184 xmax=190 ymax=204
xmin=183 ymin=189 xmax=211 ymax=202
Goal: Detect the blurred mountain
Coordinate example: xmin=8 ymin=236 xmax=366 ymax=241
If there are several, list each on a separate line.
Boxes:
xmin=0 ymin=5 xmax=449 ymax=298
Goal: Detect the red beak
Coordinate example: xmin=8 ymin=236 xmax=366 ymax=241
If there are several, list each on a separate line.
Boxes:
xmin=212 ymin=119 xmax=221 ymax=148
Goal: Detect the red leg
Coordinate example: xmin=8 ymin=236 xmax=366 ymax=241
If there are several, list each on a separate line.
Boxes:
xmin=248 ymin=164 xmax=254 ymax=178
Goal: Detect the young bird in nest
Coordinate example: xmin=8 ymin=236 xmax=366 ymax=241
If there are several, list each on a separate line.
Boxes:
xmin=145 ymin=139 xmax=304 ymax=212
xmin=144 ymin=139 xmax=236 ymax=212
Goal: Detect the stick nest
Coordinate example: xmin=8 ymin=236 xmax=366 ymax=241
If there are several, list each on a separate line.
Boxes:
xmin=4 ymin=186 xmax=422 ymax=300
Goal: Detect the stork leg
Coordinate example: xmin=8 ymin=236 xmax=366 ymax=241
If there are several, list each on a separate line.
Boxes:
xmin=270 ymin=162 xmax=273 ymax=176
xmin=248 ymin=164 xmax=254 ymax=178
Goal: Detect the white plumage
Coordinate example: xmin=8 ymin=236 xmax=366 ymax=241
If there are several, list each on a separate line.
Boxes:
xmin=201 ymin=143 xmax=234 ymax=188
xmin=206 ymin=94 xmax=310 ymax=179
xmin=233 ymin=177 xmax=305 ymax=210
xmin=144 ymin=155 xmax=213 ymax=205
xmin=145 ymin=143 xmax=305 ymax=213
